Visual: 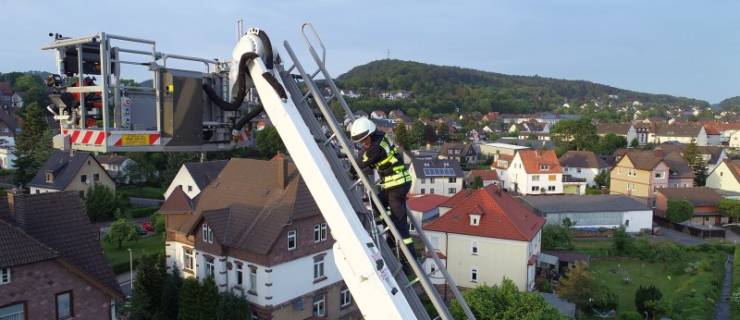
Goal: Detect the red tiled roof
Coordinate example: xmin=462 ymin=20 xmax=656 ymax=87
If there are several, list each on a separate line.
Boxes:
xmin=424 ymin=185 xmax=545 ymax=242
xmin=517 ymin=149 xmax=562 ymax=174
xmin=407 ymin=194 xmax=451 ymax=213
xmin=469 ymin=169 xmax=499 ymax=181
xmin=160 ymin=186 xmax=194 ymax=214
xmin=439 ymin=189 xmax=474 ymax=208
xmin=703 ymin=121 xmax=740 ymax=132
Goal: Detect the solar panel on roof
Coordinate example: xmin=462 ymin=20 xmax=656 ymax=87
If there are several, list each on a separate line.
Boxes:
xmin=423 ymin=167 xmax=456 ymax=177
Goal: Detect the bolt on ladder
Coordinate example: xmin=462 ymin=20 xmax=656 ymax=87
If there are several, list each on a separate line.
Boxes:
xmin=277 ymin=23 xmax=476 ymax=320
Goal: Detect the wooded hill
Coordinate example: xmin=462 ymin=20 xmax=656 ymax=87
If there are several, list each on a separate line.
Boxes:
xmin=336 ymin=59 xmax=710 ymax=115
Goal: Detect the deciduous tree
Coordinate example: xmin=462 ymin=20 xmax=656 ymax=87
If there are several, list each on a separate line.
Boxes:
xmin=666 ymin=199 xmax=693 ymax=223
xmin=105 ymin=218 xmax=139 ymax=250
xmin=255 ymin=125 xmax=286 ymax=158
xmin=450 ymin=278 xmax=566 ymax=319
xmin=85 ymin=185 xmax=119 ymax=221
xmin=12 ymin=102 xmax=53 ymax=186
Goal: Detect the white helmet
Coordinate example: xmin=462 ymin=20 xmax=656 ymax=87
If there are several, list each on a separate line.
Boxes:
xmin=350 ymin=117 xmax=376 ymax=142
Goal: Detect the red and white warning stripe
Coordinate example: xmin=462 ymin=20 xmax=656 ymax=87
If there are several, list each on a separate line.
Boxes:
xmin=62 ymin=129 xmax=108 ymax=145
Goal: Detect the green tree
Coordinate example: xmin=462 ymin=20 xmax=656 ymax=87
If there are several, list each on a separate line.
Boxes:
xmin=471 ymin=176 xmax=484 ymax=189
xmin=629 ymin=138 xmax=640 ymax=148
xmin=216 ymin=293 xmax=252 ymax=320
xmin=130 ymin=254 xmax=165 ymax=320
xmin=436 ymin=122 xmax=450 ymax=142
xmin=635 ymin=285 xmax=663 ymax=319
xmin=255 ymin=125 xmax=286 ymax=158
xmin=85 ymin=185 xmax=119 ymax=221
xmin=542 ymin=224 xmax=574 ymax=250
xmin=594 ymin=170 xmax=610 ymax=189
xmin=423 ymin=124 xmax=437 ymax=145
xmin=105 ymin=218 xmax=139 ymax=250
xmin=178 ymin=278 xmax=201 ymax=320
xmin=597 ymin=133 xmax=627 ymax=155
xmin=12 ymin=102 xmax=53 ymax=186
xmin=612 ymin=227 xmax=633 ymax=255
xmin=719 ymin=199 xmax=740 ymax=222
xmin=160 ymin=268 xmax=183 ymax=320
xmin=393 ymin=123 xmax=412 ymax=149
xmin=682 ymin=142 xmax=708 ymax=186
xmin=666 ymin=199 xmax=693 ymax=223
xmin=550 ymin=118 xmax=598 ymax=152
xmin=556 ymin=261 xmax=597 ymax=309
xmin=450 ymin=279 xmax=566 ymax=320
xmin=410 ymin=121 xmax=426 ymax=148
xmin=199 ymin=277 xmax=220 ymax=317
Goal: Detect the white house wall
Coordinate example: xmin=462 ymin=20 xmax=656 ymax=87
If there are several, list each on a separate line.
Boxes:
xmin=164 ymin=166 xmax=201 ymax=199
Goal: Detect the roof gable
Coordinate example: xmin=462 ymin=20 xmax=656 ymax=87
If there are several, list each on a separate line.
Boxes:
xmin=424 ymin=186 xmax=544 ymax=241
xmin=515 ymin=149 xmax=562 ymax=174
xmin=559 ymin=151 xmax=609 ymax=169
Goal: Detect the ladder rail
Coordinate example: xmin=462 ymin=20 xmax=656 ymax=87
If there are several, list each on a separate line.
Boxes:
xmin=284 ymin=39 xmax=467 ymax=320
xmin=295 ymin=24 xmax=477 ymax=320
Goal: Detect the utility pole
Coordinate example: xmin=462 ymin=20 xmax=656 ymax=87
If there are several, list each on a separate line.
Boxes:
xmin=128 ymin=248 xmax=133 ymax=295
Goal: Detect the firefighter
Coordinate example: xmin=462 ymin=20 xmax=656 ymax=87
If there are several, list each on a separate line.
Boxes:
xmin=350 ymin=117 xmax=417 ymax=268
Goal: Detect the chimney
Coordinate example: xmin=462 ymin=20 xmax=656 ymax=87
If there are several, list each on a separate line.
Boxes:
xmin=275 ymin=153 xmax=288 ymax=189
xmin=4 ymin=190 xmax=23 ymax=228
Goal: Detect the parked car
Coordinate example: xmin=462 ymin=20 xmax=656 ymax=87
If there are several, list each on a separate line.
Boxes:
xmin=142 ymin=222 xmax=154 ymax=232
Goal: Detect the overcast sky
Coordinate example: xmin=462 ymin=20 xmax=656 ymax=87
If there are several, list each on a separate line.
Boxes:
xmin=1 ymin=0 xmax=738 ymax=103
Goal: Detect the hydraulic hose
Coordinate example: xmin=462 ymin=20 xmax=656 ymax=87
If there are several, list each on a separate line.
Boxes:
xmin=202 ymin=52 xmax=259 ymax=111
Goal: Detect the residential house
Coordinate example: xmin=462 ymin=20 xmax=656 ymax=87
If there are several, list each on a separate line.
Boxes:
xmin=478 ymin=142 xmax=529 ymax=160
xmin=163 ymin=157 xmax=360 ymax=320
xmin=731 ymin=131 xmax=740 ymax=148
xmin=508 ymin=121 xmax=550 ymax=134
xmin=370 ymin=110 xmax=387 ymax=119
xmin=558 ymin=151 xmax=610 ymax=187
xmin=0 ymin=146 xmax=15 ymax=169
xmin=438 ymin=142 xmax=478 ymax=167
xmin=523 ymin=195 xmax=653 ymax=233
xmin=704 ymin=122 xmax=740 ymax=146
xmin=517 ymin=132 xmax=551 ymax=141
xmin=706 ymin=160 xmax=740 ymax=194
xmin=481 ymin=112 xmax=499 ymax=122
xmin=655 ymin=143 xmax=727 ymax=172
xmin=370 ymin=118 xmax=396 ymax=135
xmin=655 ymin=187 xmax=727 ymax=226
xmin=609 ymin=150 xmax=694 ymax=203
xmin=466 ymin=169 xmax=499 ymax=187
xmin=409 ymin=158 xmax=464 ymax=196
xmin=0 ymin=109 xmax=20 ymax=139
xmin=505 ymin=149 xmax=563 ymax=195
xmin=492 ymin=154 xmax=514 ymax=189
xmin=494 ymin=137 xmax=554 ymax=150
xmin=164 ymin=160 xmax=228 ymax=199
xmin=596 ymin=123 xmax=637 ymax=145
xmin=406 ymin=194 xmax=450 ymax=235
xmin=422 ymin=185 xmax=545 ymax=291
xmin=654 ymin=123 xmax=708 ymax=146
xmin=632 ymin=122 xmax=656 ymax=146
xmin=339 ymin=89 xmax=360 ymax=99
xmin=28 ymin=151 xmax=116 ymax=196
xmin=0 ymin=192 xmax=123 ymax=319
xmin=96 ymin=154 xmax=138 ymax=184
xmin=0 ymin=82 xmax=13 ymax=109
xmin=702 ymin=123 xmax=722 ymax=146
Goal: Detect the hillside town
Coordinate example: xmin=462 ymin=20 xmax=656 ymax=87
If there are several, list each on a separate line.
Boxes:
xmin=3 ymin=3 xmax=740 ymax=320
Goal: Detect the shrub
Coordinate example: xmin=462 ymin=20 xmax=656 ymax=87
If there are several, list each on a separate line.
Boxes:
xmin=666 ymin=199 xmax=693 ymax=223
xmin=128 ymin=206 xmax=159 ymax=218
xmin=618 ymin=310 xmax=642 ymax=320
xmin=612 ymin=227 xmax=632 ymax=255
xmin=635 ymin=285 xmax=663 ymax=318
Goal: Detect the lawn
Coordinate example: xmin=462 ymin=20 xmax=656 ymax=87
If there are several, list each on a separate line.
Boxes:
xmin=117 ymin=185 xmax=166 ymax=199
xmin=102 ymin=233 xmax=164 ymax=274
xmin=570 ymin=238 xmax=727 ymax=319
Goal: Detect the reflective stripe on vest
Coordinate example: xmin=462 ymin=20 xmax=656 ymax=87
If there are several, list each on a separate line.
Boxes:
xmin=363 ymin=136 xmax=410 ymax=189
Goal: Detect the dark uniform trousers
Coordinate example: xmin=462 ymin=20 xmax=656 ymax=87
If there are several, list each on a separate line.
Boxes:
xmin=373 ymin=182 xmax=417 ymax=261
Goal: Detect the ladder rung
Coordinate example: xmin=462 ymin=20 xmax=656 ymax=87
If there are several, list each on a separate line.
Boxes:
xmin=302 ymin=91 xmax=311 ymax=101
xmin=286 ymin=64 xmax=295 ymax=73
xmin=405 ymin=276 xmax=420 ymax=289
xmin=350 ymin=179 xmax=362 ymax=188
xmin=323 ymin=133 xmax=336 ymax=145
xmin=310 ymin=68 xmax=321 ymax=79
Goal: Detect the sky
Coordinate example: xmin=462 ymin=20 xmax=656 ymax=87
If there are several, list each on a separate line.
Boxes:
xmin=1 ymin=0 xmax=738 ymax=103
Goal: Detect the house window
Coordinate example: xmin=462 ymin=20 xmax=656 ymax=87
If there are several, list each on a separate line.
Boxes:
xmin=183 ymin=248 xmax=194 ymax=271
xmin=531 ymin=186 xmax=540 ymax=192
xmin=249 ymin=266 xmax=257 ymax=293
xmin=547 ymin=186 xmax=556 ymax=191
xmin=236 ymin=263 xmax=243 ymax=286
xmin=56 ymin=291 xmax=73 ymax=319
xmin=627 ymin=183 xmax=635 ymax=191
xmin=449 ymin=177 xmax=457 ymax=183
xmin=0 ymin=303 xmax=25 ymax=320
xmin=430 ymin=188 xmax=435 ymax=194
xmin=313 ymin=256 xmax=325 ymax=280
xmin=471 ymin=241 xmax=479 ymax=255
xmin=80 ymin=174 xmax=88 ymax=184
xmin=0 ymin=268 xmax=10 ymax=284
xmin=46 ymin=172 xmax=54 ymax=183
xmin=202 ymin=224 xmax=213 ymax=244
xmin=314 ymin=223 xmax=327 ymax=242
xmin=576 ymin=168 xmax=582 ymax=174
xmin=93 ymin=173 xmax=100 ymax=182
xmin=205 ymin=256 xmax=215 ymax=278
xmin=187 ymin=185 xmax=193 ymax=192
xmin=532 ymin=175 xmax=539 ymax=181
xmin=313 ymin=294 xmax=326 ymax=317
xmin=549 ymin=175 xmax=557 ymax=181
xmin=340 ymin=288 xmax=352 ymax=307
xmin=540 ymin=164 xmax=549 ymax=171
xmin=430 ymin=263 xmax=437 ymax=274
xmin=449 ymin=188 xmax=456 ymax=194
xmin=420 ymin=188 xmax=426 ymax=194
xmin=288 ymin=230 xmax=297 ymax=250
xmin=471 ymin=268 xmax=479 ymax=282
xmin=655 ymin=172 xmax=663 ymax=179
xmin=470 ymin=215 xmax=480 ymax=226
xmin=420 ymin=178 xmax=425 ymax=184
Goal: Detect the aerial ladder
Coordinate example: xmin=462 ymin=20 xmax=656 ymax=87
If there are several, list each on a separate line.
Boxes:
xmin=43 ymin=23 xmax=475 ymax=320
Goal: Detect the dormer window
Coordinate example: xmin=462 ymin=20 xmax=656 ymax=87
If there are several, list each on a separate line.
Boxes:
xmin=469 ymin=214 xmax=480 ymax=226
xmin=540 ymin=164 xmax=549 ymax=171
xmin=202 ymin=223 xmax=213 ymax=244
xmin=45 ymin=172 xmax=54 ymax=183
